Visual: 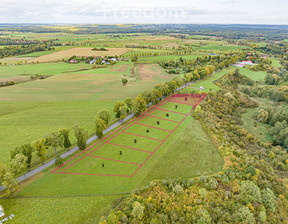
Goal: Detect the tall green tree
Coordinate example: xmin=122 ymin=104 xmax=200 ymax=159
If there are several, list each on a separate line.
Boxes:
xmin=11 ymin=154 xmax=28 ymax=175
xmin=32 ymin=138 xmax=48 ymax=165
xmin=97 ymin=109 xmax=111 ymax=125
xmin=94 ymin=117 xmax=107 ymax=139
xmin=135 ymin=95 xmax=147 ymax=116
xmin=46 ymin=132 xmax=64 ymax=157
xmin=10 ymin=144 xmax=33 ymax=170
xmin=2 ymin=171 xmax=18 ymax=195
xmin=125 ymin=97 xmax=137 ymax=113
xmin=59 ymin=128 xmax=71 ymax=150
xmin=73 ymin=123 xmax=88 ymax=150
xmin=113 ymin=102 xmax=127 ymax=121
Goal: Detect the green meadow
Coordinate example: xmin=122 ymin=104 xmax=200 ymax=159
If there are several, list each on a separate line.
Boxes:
xmin=238 ymin=67 xmax=267 ymax=81
xmin=0 ymin=62 xmax=173 ymax=163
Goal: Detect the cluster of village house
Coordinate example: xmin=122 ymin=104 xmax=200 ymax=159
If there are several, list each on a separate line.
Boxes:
xmin=69 ymin=56 xmax=118 ymax=65
xmin=233 ymin=53 xmax=271 ymax=68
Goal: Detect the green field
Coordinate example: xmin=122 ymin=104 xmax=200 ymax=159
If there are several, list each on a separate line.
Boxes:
xmin=0 ymin=62 xmax=92 ymax=82
xmin=270 ymin=58 xmax=282 ymax=68
xmin=182 ymin=67 xmax=235 ymax=92
xmin=0 ymin=62 xmax=172 ymax=164
xmin=238 ymin=67 xmax=267 ymax=81
xmin=241 ymin=97 xmax=274 ymax=143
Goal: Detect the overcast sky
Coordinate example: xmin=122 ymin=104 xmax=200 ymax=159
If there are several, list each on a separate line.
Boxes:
xmin=0 ymin=0 xmax=287 ymax=24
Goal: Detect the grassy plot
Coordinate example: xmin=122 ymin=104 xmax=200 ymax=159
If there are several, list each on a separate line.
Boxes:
xmin=89 ymin=143 xmax=150 ymax=164
xmin=1 ymin=195 xmax=122 ymax=224
xmin=108 ymin=132 xmax=161 ymax=152
xmin=0 ymin=100 xmax=115 ymax=164
xmin=238 ymin=67 xmax=267 ymax=81
xmin=158 ymin=101 xmax=194 ymax=114
xmin=148 ymin=109 xmax=186 ymax=122
xmin=0 ymin=62 xmax=92 ymax=82
xmin=241 ymin=97 xmax=275 ymax=143
xmin=125 ymin=124 xmax=170 ymax=141
xmin=0 ymin=63 xmax=171 ymax=101
xmin=241 ymin=108 xmax=273 ymax=143
xmin=182 ymin=67 xmax=235 ymax=92
xmin=141 ymin=117 xmax=224 ymax=180
xmin=139 ymin=54 xmax=199 ymax=63
xmin=270 ymin=58 xmax=282 ymax=68
xmin=137 ymin=115 xmax=179 ymax=131
xmin=63 ymin=156 xmax=139 ymax=176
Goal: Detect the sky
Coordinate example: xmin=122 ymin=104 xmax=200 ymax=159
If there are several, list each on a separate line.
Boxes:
xmin=0 ymin=0 xmax=287 ymax=24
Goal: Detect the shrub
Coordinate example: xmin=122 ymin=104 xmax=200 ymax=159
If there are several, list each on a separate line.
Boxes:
xmin=199 ymin=188 xmax=207 ymax=199
xmin=246 ymin=165 xmax=256 ymax=176
xmin=239 ymin=181 xmax=262 ymax=204
xmin=261 ymin=188 xmax=276 ymax=212
xmin=236 ymin=206 xmax=256 ymax=224
xmin=132 ymin=201 xmax=144 ymax=220
xmin=197 ymin=209 xmax=211 ymax=224
xmin=174 ymin=185 xmax=183 ymax=194
xmin=258 ymin=210 xmax=267 ymax=223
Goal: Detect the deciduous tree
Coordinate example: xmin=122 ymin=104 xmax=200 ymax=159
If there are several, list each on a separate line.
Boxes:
xmin=73 ymin=123 xmax=88 ymax=150
xmin=32 ymin=138 xmax=48 ymax=165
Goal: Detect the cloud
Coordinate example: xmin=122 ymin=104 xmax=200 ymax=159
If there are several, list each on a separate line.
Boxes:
xmin=0 ymin=0 xmax=287 ymax=24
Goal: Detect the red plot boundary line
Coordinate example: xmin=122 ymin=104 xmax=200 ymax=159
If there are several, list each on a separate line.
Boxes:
xmin=145 ymin=114 xmax=181 ymax=123
xmin=52 ymin=93 xmax=207 ymax=177
xmin=134 ymin=123 xmax=172 ymax=132
xmin=52 ymin=94 xmax=175 ymax=174
xmin=168 ymin=99 xmax=196 ymax=106
xmin=106 ymin=143 xmax=153 ymax=154
xmin=62 ymin=172 xmax=132 ymax=177
xmin=157 ymin=108 xmax=188 ymax=115
xmin=122 ymin=131 xmax=163 ymax=142
xmin=87 ymin=155 xmax=141 ymax=166
xmin=130 ymin=93 xmax=207 ymax=177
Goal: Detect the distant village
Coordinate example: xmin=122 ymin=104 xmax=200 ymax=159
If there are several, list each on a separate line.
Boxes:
xmin=68 ymin=56 xmax=119 ymax=65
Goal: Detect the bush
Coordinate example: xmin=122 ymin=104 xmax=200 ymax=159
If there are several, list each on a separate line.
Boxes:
xmin=258 ymin=210 xmax=267 ymax=223
xmin=132 ymin=201 xmax=144 ymax=220
xmin=174 ymin=185 xmax=183 ymax=194
xmin=236 ymin=206 xmax=256 ymax=224
xmin=197 ymin=209 xmax=211 ymax=224
xmin=239 ymin=181 xmax=262 ymax=204
xmin=261 ymin=188 xmax=276 ymax=212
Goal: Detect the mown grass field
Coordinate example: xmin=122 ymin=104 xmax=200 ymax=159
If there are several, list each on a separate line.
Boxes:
xmin=1 ymin=97 xmax=223 ymax=224
xmin=0 ymin=62 xmax=92 ymax=82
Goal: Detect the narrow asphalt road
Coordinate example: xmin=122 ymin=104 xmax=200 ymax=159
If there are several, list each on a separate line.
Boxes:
xmin=0 ymin=79 xmax=201 ymax=192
